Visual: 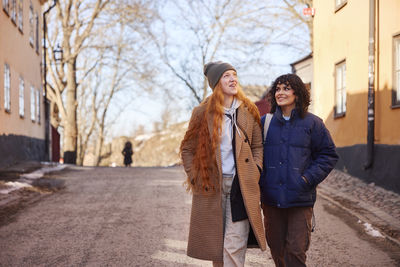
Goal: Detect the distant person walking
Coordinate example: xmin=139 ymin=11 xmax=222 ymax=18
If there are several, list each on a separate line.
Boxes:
xmin=122 ymin=141 xmax=133 ymax=167
xmin=260 ymin=74 xmax=338 ymax=267
xmin=180 ymin=61 xmax=266 ymax=266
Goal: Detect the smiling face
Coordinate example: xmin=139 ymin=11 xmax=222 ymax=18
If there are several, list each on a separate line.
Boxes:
xmin=220 ymin=70 xmax=238 ymax=97
xmin=275 ymin=82 xmax=296 ymax=112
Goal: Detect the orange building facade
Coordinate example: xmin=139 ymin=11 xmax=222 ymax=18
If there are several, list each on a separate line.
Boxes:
xmin=0 ymin=0 xmax=47 ymax=166
xmin=313 ymin=0 xmax=400 ymax=192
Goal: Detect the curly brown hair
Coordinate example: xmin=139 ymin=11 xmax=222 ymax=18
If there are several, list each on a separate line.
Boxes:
xmin=180 ymin=82 xmax=260 ymax=192
xmin=269 ymin=74 xmax=310 ymax=118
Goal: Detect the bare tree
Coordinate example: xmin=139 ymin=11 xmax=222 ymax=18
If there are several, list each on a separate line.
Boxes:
xmin=46 ymin=0 xmax=158 ymax=165
xmin=75 ymin=1 xmax=158 ymax=166
xmin=282 ymin=0 xmax=313 ymax=51
xmin=146 ymin=0 xmax=313 ymax=106
xmin=45 ymin=0 xmax=110 ymax=164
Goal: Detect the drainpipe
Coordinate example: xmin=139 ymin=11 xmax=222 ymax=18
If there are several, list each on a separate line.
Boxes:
xmin=43 ymin=0 xmax=57 ymax=161
xmin=365 ymin=0 xmax=375 ymax=169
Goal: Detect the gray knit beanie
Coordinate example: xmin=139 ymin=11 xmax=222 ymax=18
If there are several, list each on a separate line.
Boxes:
xmin=204 ymin=61 xmax=236 ymax=90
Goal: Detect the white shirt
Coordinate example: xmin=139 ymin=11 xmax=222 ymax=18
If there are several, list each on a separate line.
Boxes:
xmin=220 ymin=98 xmax=242 ymax=176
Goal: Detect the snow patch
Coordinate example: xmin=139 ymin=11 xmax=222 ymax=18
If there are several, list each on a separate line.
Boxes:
xmin=359 ymin=221 xmax=384 ymax=238
xmin=20 ymin=165 xmax=67 ymax=180
xmin=135 ymin=133 xmax=155 ymax=141
xmin=0 ymin=164 xmax=67 ymax=195
xmin=0 ymin=181 xmax=32 ymax=194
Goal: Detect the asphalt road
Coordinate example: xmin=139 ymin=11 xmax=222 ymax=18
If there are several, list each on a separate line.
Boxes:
xmin=0 ymin=166 xmax=398 ymax=266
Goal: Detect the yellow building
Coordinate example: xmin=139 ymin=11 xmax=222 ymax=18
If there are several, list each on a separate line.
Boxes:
xmin=313 ymin=0 xmax=400 ymax=192
xmin=0 ymin=0 xmax=47 ymax=166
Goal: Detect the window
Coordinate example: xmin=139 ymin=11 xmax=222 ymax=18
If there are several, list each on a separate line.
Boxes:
xmin=35 ymin=12 xmax=39 ymax=53
xmin=30 ymin=86 xmax=35 ymax=121
xmin=335 ymin=60 xmax=346 ymax=117
xmin=2 ymin=0 xmax=9 ymax=14
xmin=29 ymin=1 xmax=33 ymax=46
xmin=19 ymin=77 xmax=24 ymax=117
xmin=335 ymin=0 xmax=347 ymax=12
xmin=10 ymin=0 xmax=16 ymax=23
xmin=18 ymin=0 xmax=23 ymax=32
xmin=4 ymin=63 xmax=11 ymax=112
xmin=393 ymin=35 xmax=400 ymax=107
xmin=36 ymin=89 xmax=40 ymax=123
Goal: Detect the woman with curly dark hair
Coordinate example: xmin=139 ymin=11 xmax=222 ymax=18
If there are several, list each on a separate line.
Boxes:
xmin=260 ymin=73 xmax=338 ymax=266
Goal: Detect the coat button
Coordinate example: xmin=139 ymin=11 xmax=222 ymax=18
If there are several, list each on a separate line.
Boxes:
xmin=245 ymin=158 xmax=249 ymax=162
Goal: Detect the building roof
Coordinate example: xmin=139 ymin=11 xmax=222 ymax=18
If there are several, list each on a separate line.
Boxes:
xmin=290 ymin=53 xmax=313 ymax=67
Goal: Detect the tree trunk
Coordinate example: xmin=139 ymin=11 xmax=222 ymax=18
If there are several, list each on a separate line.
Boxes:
xmin=94 ymin=128 xmax=104 ymax=166
xmin=63 ymin=60 xmax=78 ymax=164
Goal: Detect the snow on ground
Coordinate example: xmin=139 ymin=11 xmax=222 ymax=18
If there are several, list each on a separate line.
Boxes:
xmin=0 ymin=181 xmax=32 ymax=194
xmin=358 ymin=220 xmax=384 ymax=238
xmin=0 ymin=164 xmax=67 ymax=195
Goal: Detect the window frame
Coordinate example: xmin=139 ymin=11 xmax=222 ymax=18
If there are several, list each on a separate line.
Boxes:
xmin=335 ymin=0 xmax=347 ymax=13
xmin=392 ymin=34 xmax=400 ymax=108
xmin=30 ymin=85 xmax=35 ymax=121
xmin=2 ymin=0 xmax=9 ymax=15
xmin=334 ymin=59 xmax=347 ymax=118
xmin=35 ymin=12 xmax=39 ymax=53
xmin=36 ymin=88 xmax=40 ymax=123
xmin=10 ymin=0 xmax=16 ymax=23
xmin=29 ymin=1 xmax=34 ymax=47
xmin=18 ymin=0 xmax=23 ymax=32
xmin=4 ymin=63 xmax=11 ymax=113
xmin=19 ymin=76 xmax=24 ymax=117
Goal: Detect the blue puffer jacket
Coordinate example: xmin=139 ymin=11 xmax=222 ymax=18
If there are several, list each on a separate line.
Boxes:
xmin=260 ymin=107 xmax=338 ymax=208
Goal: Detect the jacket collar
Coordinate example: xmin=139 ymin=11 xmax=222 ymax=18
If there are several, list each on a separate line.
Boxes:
xmin=274 ymin=106 xmax=299 ymax=123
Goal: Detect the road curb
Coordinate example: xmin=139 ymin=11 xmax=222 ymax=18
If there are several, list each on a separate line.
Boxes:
xmin=318 ymin=189 xmax=400 ymax=247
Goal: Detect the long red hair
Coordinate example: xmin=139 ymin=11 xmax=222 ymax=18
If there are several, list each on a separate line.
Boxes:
xmin=180 ymin=83 xmax=261 ymax=192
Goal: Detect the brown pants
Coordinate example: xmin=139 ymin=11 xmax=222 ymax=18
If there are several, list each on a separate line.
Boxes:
xmin=262 ymin=205 xmax=313 ymax=267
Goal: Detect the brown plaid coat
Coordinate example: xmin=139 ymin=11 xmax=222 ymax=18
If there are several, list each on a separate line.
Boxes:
xmin=181 ymin=103 xmax=266 ymax=262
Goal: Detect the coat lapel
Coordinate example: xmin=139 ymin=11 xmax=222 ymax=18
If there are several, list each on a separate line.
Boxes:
xmin=235 ymin=105 xmax=247 ymax=157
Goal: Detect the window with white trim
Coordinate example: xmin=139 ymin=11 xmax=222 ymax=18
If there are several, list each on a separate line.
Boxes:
xmin=2 ymin=0 xmax=9 ymax=14
xmin=4 ymin=63 xmax=11 ymax=112
xmin=35 ymin=12 xmax=39 ymax=53
xmin=18 ymin=0 xmax=23 ymax=32
xmin=10 ymin=0 xmax=16 ymax=22
xmin=335 ymin=61 xmax=346 ymax=117
xmin=36 ymin=89 xmax=40 ymax=123
xmin=30 ymin=85 xmax=35 ymax=121
xmin=29 ymin=1 xmax=33 ymax=46
xmin=335 ymin=0 xmax=347 ymax=9
xmin=19 ymin=76 xmax=24 ymax=117
xmin=393 ymin=35 xmax=400 ymax=107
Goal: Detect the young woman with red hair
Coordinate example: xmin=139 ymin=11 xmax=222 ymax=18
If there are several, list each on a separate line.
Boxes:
xmin=180 ymin=61 xmax=266 ymax=266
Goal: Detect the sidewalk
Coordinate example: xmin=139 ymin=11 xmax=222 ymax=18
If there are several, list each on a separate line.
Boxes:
xmin=0 ymin=161 xmax=67 ymax=209
xmin=319 ymin=169 xmax=400 ymax=246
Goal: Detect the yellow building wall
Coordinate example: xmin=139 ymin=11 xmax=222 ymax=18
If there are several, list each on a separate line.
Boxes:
xmin=313 ymin=0 xmax=400 ymax=147
xmin=375 ymin=0 xmax=400 ymax=145
xmin=0 ymin=0 xmax=45 ymax=139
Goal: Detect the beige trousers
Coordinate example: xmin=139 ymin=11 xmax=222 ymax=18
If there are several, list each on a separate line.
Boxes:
xmin=213 ymin=176 xmax=250 ymax=267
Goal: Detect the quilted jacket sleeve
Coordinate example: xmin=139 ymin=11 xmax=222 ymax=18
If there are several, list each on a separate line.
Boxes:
xmin=303 ymin=119 xmax=339 ymax=187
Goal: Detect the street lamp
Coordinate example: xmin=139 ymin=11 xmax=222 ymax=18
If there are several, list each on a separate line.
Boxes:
xmin=54 ymin=44 xmax=63 ymax=63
